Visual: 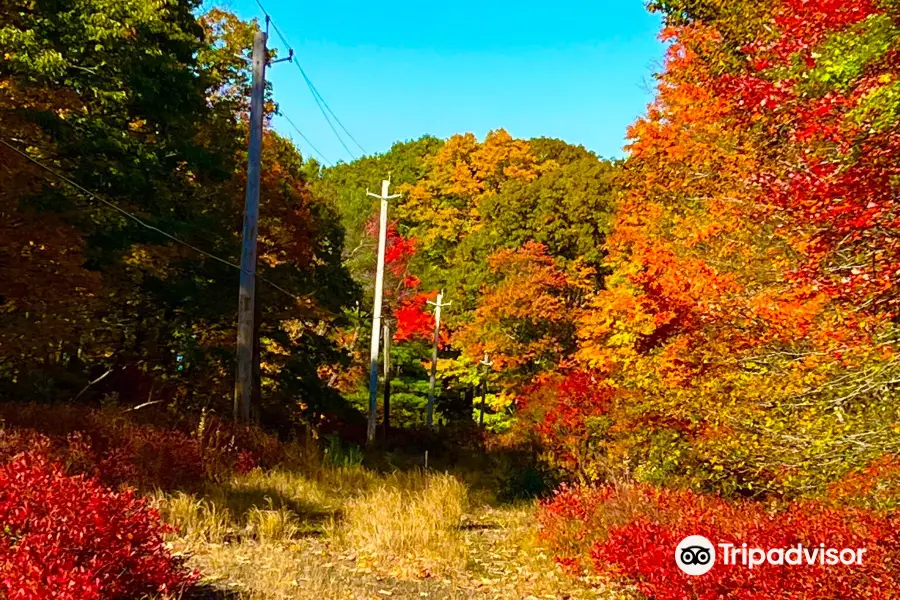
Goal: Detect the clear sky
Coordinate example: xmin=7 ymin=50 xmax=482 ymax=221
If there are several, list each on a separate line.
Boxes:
xmin=217 ymin=0 xmax=665 ymax=165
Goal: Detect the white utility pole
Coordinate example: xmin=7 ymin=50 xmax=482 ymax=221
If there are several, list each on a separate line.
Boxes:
xmin=234 ymin=29 xmax=267 ymax=423
xmin=426 ymin=291 xmax=451 ymax=427
xmin=366 ymin=179 xmax=401 ymax=444
xmin=382 ymin=319 xmax=392 ymax=437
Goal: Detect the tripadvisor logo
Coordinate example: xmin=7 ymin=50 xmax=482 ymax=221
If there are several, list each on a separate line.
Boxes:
xmin=675 ymin=535 xmax=867 ymax=576
xmin=676 ymin=535 xmax=716 ymax=576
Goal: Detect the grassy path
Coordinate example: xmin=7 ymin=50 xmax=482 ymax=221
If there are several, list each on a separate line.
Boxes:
xmin=159 ymin=469 xmax=619 ymax=600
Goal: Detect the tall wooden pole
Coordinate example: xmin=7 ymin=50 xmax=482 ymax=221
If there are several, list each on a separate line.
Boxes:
xmin=235 ymin=30 xmax=267 ymax=422
xmin=251 ymin=285 xmax=261 ymax=422
xmin=426 ymin=291 xmax=451 ymax=427
xmin=366 ymin=180 xmax=400 ymax=444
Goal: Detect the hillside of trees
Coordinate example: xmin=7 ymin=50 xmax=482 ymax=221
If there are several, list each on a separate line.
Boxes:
xmin=2 ymin=0 xmax=900 ymax=598
xmin=313 ymin=132 xmax=617 ymax=432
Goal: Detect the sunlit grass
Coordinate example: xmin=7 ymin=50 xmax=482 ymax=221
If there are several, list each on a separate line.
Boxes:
xmin=155 ymin=491 xmax=234 ymax=543
xmin=338 ymin=471 xmax=468 ymax=573
xmin=152 ymin=460 xmax=619 ymax=599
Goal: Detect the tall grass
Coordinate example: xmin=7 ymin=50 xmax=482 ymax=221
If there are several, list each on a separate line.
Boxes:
xmin=155 ymin=492 xmax=234 ymax=543
xmin=153 ymin=467 xmax=476 ymax=597
xmin=246 ymin=505 xmax=300 ymax=542
xmin=154 ymin=469 xmax=335 ymax=544
xmin=339 ymin=471 xmax=468 ymax=569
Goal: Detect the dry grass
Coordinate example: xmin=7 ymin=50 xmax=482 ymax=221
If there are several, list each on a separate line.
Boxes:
xmin=156 ymin=491 xmax=233 ymax=543
xmin=245 ymin=506 xmax=301 ymax=542
xmin=338 ymin=471 xmax=468 ymax=572
xmin=153 ymin=465 xmax=626 ymax=599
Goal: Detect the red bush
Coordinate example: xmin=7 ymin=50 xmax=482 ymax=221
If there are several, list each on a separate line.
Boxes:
xmin=0 ymin=453 xmax=197 ymax=600
xmin=540 ymin=484 xmax=900 ymax=599
xmin=537 ymin=483 xmax=664 ymax=569
xmin=537 ymin=484 xmax=618 ymax=568
xmin=0 ymin=406 xmax=289 ymax=490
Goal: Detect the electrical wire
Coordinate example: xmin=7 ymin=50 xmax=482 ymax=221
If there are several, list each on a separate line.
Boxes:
xmin=290 ymin=57 xmax=356 ymax=160
xmin=252 ymin=0 xmax=367 ymax=159
xmin=280 ymin=111 xmax=333 ymax=166
xmin=0 ymin=137 xmax=305 ymax=303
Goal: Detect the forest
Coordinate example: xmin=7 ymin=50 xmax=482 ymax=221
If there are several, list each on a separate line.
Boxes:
xmin=1 ymin=0 xmax=899 ymax=598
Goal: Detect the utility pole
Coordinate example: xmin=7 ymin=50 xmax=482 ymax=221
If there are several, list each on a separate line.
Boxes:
xmin=478 ymin=351 xmax=494 ymax=428
xmin=234 ymin=29 xmax=267 ymax=423
xmin=251 ymin=289 xmax=261 ymax=422
xmin=426 ymin=291 xmax=451 ymax=428
xmin=234 ymin=23 xmax=292 ymax=423
xmin=382 ymin=319 xmax=392 ymax=438
xmin=366 ymin=179 xmax=401 ymax=444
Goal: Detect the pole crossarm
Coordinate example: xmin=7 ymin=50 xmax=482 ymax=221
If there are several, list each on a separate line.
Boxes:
xmin=366 ymin=190 xmax=402 ymax=200
xmin=269 ymin=49 xmax=294 ymax=64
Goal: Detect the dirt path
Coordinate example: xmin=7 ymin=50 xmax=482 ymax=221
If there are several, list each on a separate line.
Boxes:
xmin=181 ymin=503 xmax=618 ymax=600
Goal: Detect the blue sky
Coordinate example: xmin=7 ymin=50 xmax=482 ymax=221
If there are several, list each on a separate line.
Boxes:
xmin=218 ymin=0 xmax=665 ymax=164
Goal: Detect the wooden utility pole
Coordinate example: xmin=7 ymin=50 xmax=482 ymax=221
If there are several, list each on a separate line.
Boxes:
xmin=251 ymin=287 xmax=262 ymax=422
xmin=382 ymin=320 xmax=392 ymax=437
xmin=234 ymin=30 xmax=267 ymax=423
xmin=426 ymin=291 xmax=451 ymax=427
xmin=478 ymin=351 xmax=494 ymax=427
xmin=366 ymin=179 xmax=400 ymax=444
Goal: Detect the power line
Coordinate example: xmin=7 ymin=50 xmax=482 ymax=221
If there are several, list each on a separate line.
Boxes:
xmin=251 ymin=0 xmax=367 ymax=159
xmin=251 ymin=0 xmax=270 ymax=18
xmin=289 ymin=56 xmax=367 ymax=157
xmin=303 ymin=70 xmax=367 ymax=155
xmin=280 ymin=111 xmax=333 ymax=166
xmin=0 ymin=137 xmax=305 ymax=303
xmin=290 ymin=57 xmax=356 ymax=160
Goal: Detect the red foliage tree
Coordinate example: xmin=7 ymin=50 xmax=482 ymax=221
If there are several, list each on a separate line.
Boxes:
xmin=393 ymin=292 xmax=436 ymax=343
xmin=717 ymin=0 xmax=900 ymax=314
xmin=519 ymin=371 xmax=616 ymax=480
xmin=364 ymin=218 xmax=417 ymax=280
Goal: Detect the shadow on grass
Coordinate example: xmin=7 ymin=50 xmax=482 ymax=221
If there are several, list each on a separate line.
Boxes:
xmin=458 ymin=522 xmax=500 ymax=531
xmin=208 ymin=484 xmax=335 ymax=525
xmin=184 ymin=583 xmax=242 ymax=599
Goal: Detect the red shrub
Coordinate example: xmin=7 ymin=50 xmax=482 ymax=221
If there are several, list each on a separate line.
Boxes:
xmin=0 ymin=453 xmax=197 ymax=600
xmin=538 ymin=483 xmax=663 ymax=570
xmin=540 ymin=484 xmax=900 ymax=599
xmin=537 ymin=484 xmax=618 ymax=568
xmin=0 ymin=406 xmax=289 ymax=490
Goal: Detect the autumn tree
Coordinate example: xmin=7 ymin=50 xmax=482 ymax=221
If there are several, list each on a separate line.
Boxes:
xmin=454 ymin=242 xmax=590 ymax=384
xmin=320 ymin=132 xmax=616 ymax=427
xmin=1 ymin=0 xmax=217 ymax=398
xmin=0 ymin=4 xmax=358 ymax=428
xmin=562 ymin=0 xmax=900 ymax=496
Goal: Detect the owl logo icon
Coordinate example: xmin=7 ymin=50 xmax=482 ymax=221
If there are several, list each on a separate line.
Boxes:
xmin=675 ymin=535 xmax=715 ymax=576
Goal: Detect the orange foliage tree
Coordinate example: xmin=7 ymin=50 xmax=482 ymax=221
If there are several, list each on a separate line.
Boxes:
xmin=562 ymin=0 xmax=900 ymax=497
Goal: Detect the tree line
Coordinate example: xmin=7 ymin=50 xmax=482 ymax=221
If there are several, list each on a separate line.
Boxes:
xmin=4 ymin=0 xmax=898 ymax=506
